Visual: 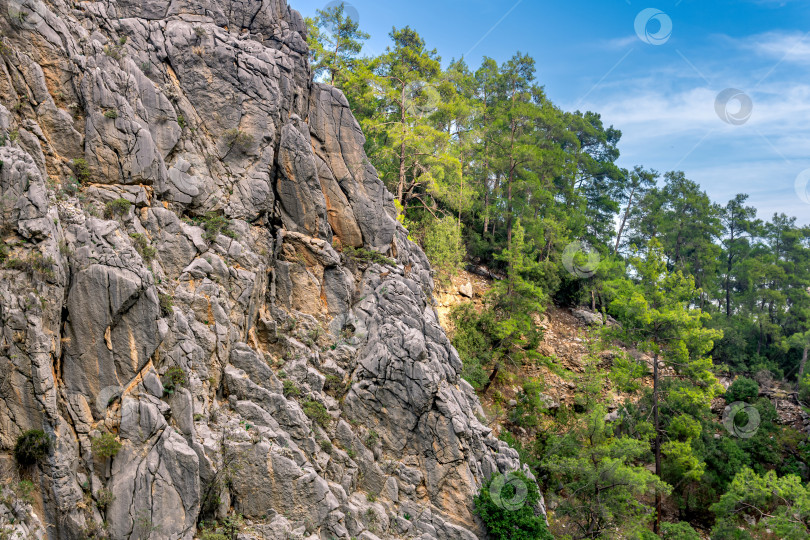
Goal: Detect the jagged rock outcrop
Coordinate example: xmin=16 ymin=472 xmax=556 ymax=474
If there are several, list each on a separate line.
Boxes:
xmin=0 ymin=0 xmax=542 ymax=538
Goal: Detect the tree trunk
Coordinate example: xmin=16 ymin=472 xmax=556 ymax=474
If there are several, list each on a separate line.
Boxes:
xmin=397 ymin=82 xmax=407 ymax=204
xmin=482 ymin=364 xmax=500 ymax=394
xmin=614 ymin=188 xmax=635 ymax=254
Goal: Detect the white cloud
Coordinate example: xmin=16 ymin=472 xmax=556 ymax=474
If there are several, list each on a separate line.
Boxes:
xmin=740 ymin=31 xmax=810 ymax=65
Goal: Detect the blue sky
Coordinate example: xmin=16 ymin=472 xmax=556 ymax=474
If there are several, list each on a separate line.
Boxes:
xmin=292 ymin=0 xmax=810 ymax=224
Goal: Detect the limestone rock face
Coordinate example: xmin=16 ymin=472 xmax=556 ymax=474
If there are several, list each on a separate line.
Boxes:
xmin=0 ymin=1 xmax=542 ymax=539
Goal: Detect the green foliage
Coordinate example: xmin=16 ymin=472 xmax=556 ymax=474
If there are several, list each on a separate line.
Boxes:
xmin=158 ymin=292 xmax=173 ymax=316
xmin=162 ymin=366 xmax=187 ymax=395
xmin=282 ymin=379 xmax=300 ymax=398
xmin=711 ymin=467 xmax=810 ymax=539
xmin=508 ymin=379 xmax=547 ymax=429
xmin=543 ymin=405 xmax=669 ymax=538
xmin=94 ymin=487 xmax=114 ymax=511
xmin=103 ymin=109 xmax=118 ymax=119
xmin=421 ymin=216 xmax=465 ymax=283
xmin=474 ymin=471 xmax=553 ymax=540
xmin=72 ymin=158 xmax=91 ymax=182
xmin=302 ymin=400 xmax=331 ymax=428
xmin=661 ymin=521 xmax=701 ymax=539
xmin=4 ymin=252 xmax=56 ymax=279
xmin=14 ymin=429 xmax=51 ymax=466
xmin=222 ymin=128 xmax=253 ymax=152
xmin=725 ymin=377 xmax=759 ymax=403
xmin=91 ymin=433 xmax=122 ymax=459
xmin=130 ymin=233 xmax=156 ymax=263
xmin=104 ymin=198 xmax=131 ymax=219
xmin=799 ymin=373 xmax=810 ymax=403
xmin=449 ymin=302 xmax=495 ymax=390
xmin=341 ymin=245 xmax=395 ymax=266
xmin=193 ymin=212 xmax=236 ymax=242
xmin=305 ymin=3 xmax=369 ymax=86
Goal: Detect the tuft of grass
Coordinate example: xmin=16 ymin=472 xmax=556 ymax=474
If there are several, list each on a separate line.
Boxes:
xmin=282 ymin=379 xmax=301 ymax=398
xmin=104 ymin=198 xmax=131 ymax=219
xmin=5 ymin=252 xmax=56 ymax=280
xmin=191 ymin=212 xmax=237 ymax=242
xmin=222 ymin=128 xmax=254 ymax=153
xmin=342 ymin=246 xmax=395 ymax=266
xmin=158 ymin=292 xmax=173 ymax=317
xmin=129 ymin=233 xmax=156 ymax=263
xmin=302 ymin=400 xmax=331 ymax=428
xmin=91 ymin=432 xmax=122 ymax=460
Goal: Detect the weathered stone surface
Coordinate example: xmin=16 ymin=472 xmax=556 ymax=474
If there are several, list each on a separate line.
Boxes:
xmin=0 ymin=1 xmax=543 ymax=538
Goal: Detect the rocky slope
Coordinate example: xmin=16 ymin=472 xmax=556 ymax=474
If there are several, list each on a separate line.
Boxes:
xmin=0 ymin=1 xmax=539 ymax=538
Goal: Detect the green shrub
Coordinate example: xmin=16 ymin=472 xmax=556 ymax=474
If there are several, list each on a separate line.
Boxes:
xmin=799 ymin=374 xmax=810 ymax=403
xmin=422 ymin=216 xmax=465 ymax=284
xmin=130 ymin=233 xmax=156 ymax=263
xmin=5 ymin=252 xmax=56 ymax=280
xmin=449 ymin=302 xmax=496 ymax=390
xmin=222 ymin=129 xmax=254 ymax=152
xmin=474 ymin=471 xmax=553 ymax=540
xmin=103 ymin=109 xmax=118 ymax=119
xmin=661 ymin=521 xmax=701 ymax=540
xmin=508 ymin=379 xmax=547 ymax=429
xmin=96 ymin=488 xmax=115 ymax=511
xmin=302 ymin=400 xmax=331 ymax=428
xmin=163 ymin=366 xmax=188 ymax=395
xmin=14 ymin=430 xmax=51 ymax=466
xmin=283 ymin=379 xmax=300 ymax=398
xmin=726 ymin=377 xmax=759 ymax=403
xmin=158 ymin=292 xmax=173 ymax=317
xmin=192 ymin=212 xmax=236 ymax=242
xmin=104 ymin=198 xmax=131 ymax=219
xmin=342 ymin=246 xmax=395 ymax=266
xmin=91 ymin=432 xmax=122 ymax=459
xmin=72 ymin=158 xmax=91 ymax=182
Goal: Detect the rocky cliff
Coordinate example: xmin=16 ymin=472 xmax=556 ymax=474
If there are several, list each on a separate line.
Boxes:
xmin=0 ymin=1 xmax=539 ymax=538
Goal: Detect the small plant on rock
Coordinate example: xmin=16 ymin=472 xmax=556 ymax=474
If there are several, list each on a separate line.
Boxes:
xmin=5 ymin=252 xmax=56 ymax=280
xmin=193 ymin=212 xmax=236 ymax=242
xmin=129 ymin=233 xmax=156 ymax=263
xmin=72 ymin=158 xmax=91 ymax=183
xmin=342 ymin=246 xmax=395 ymax=266
xmin=302 ymin=400 xmax=331 ymax=428
xmin=103 ymin=109 xmax=118 ymax=119
xmin=282 ymin=380 xmax=300 ymax=398
xmin=104 ymin=198 xmax=131 ymax=219
xmin=91 ymin=432 xmax=122 ymax=460
xmin=162 ymin=366 xmax=187 ymax=395
xmin=158 ymin=292 xmax=174 ymax=317
xmin=222 ymin=128 xmax=254 ymax=153
xmin=14 ymin=429 xmax=51 ymax=466
xmin=96 ymin=488 xmax=114 ymax=511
